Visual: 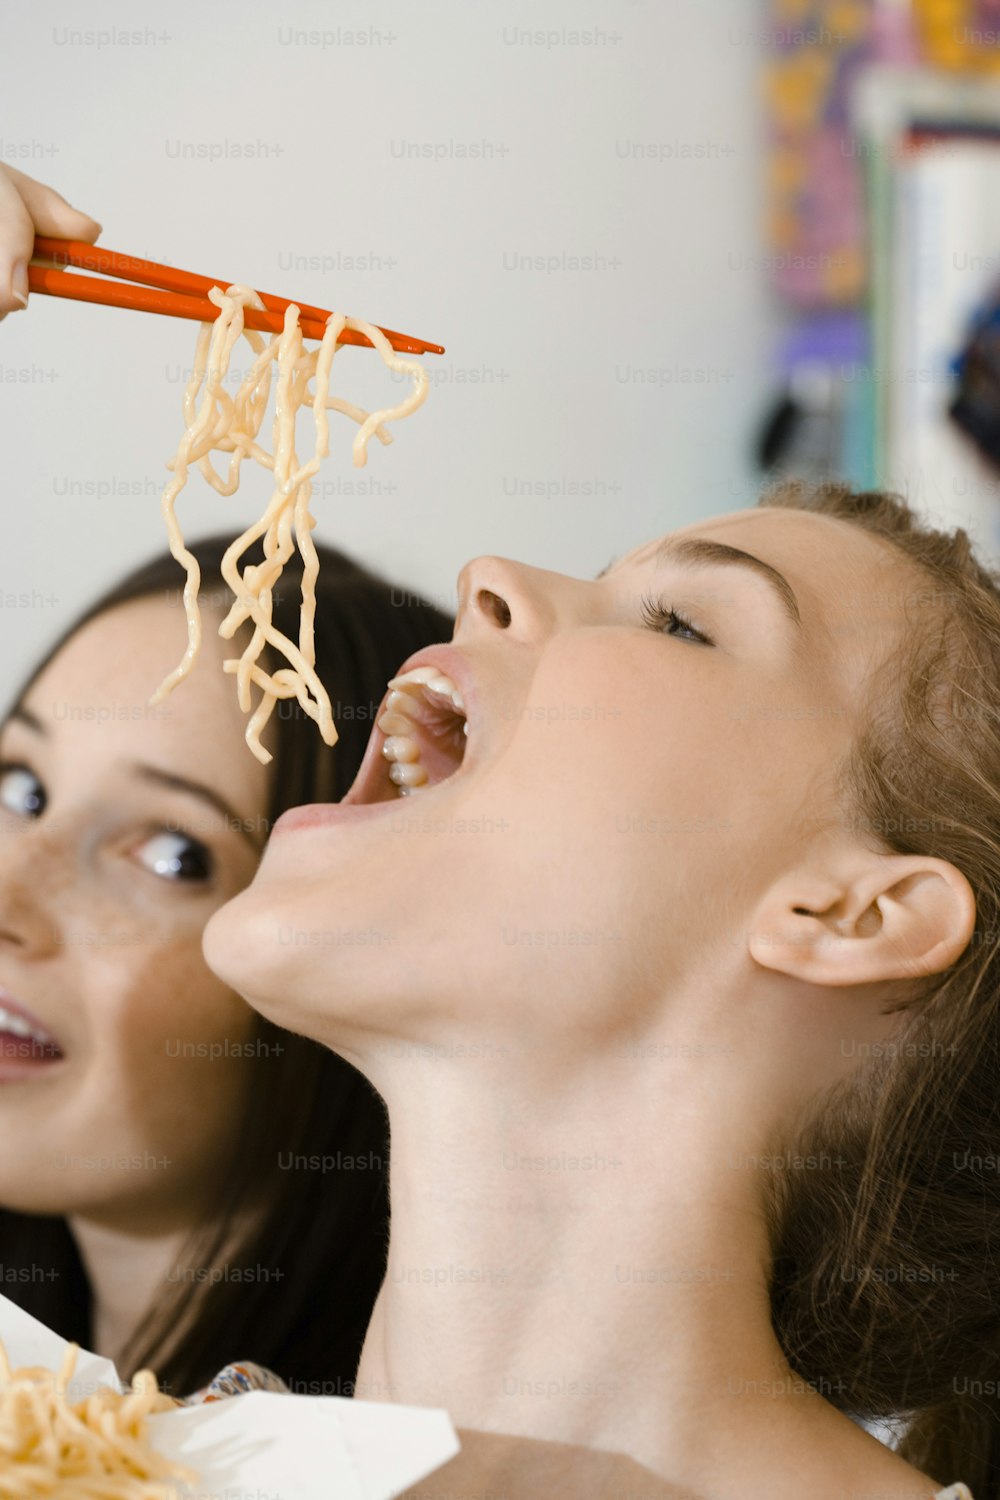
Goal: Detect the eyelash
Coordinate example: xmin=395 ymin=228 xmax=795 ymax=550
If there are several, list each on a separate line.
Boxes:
xmin=638 ymin=593 xmax=714 ymax=646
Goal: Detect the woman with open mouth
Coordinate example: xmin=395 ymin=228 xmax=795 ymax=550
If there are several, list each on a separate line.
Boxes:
xmin=204 ymin=481 xmax=996 ymax=1500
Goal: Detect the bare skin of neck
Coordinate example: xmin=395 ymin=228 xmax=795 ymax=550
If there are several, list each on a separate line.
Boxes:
xmin=68 ymin=1216 xmax=190 ymax=1372
xmin=354 ymin=1044 xmax=939 ymax=1500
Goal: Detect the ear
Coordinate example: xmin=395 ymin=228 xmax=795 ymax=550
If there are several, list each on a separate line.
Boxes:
xmin=747 ymin=855 xmax=976 ymax=987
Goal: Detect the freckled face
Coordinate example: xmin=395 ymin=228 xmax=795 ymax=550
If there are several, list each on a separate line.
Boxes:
xmin=204 ymin=508 xmax=916 ymax=1067
xmin=0 ymin=599 xmax=270 ymax=1229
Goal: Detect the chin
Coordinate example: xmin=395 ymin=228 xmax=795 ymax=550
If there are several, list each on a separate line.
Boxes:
xmin=202 ymin=885 xmax=277 ymax=1015
xmin=201 ymin=875 xmax=387 ymax=1049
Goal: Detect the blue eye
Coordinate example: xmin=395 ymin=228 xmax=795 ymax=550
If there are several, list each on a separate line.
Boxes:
xmin=134 ymin=830 xmax=214 ymax=884
xmin=0 ymin=764 xmax=46 ymax=818
xmin=639 ymin=593 xmax=714 ymax=646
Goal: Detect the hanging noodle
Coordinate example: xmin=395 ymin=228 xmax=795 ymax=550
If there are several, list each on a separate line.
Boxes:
xmin=0 ymin=1338 xmax=193 ymax=1499
xmin=149 ymin=286 xmax=430 ymax=764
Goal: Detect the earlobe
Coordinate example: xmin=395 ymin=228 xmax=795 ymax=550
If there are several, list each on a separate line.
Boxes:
xmin=748 ymin=856 xmax=977 ymax=988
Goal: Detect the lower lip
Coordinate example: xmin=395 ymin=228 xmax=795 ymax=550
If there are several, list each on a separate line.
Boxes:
xmin=0 ymin=1032 xmax=63 ymax=1083
xmin=271 ymin=799 xmax=402 ymax=836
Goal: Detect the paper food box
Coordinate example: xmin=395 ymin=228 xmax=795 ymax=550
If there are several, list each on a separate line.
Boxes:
xmin=0 ymin=1292 xmax=457 ymax=1499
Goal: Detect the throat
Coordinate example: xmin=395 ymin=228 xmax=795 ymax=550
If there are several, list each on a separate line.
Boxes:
xmin=353 ymin=1055 xmax=781 ymax=1480
xmin=68 ymin=1217 xmax=191 ymax=1371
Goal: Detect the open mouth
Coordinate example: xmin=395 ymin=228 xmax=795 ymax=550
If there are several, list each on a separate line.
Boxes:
xmin=0 ymin=998 xmax=64 ymax=1074
xmin=345 ymin=663 xmax=471 ymax=806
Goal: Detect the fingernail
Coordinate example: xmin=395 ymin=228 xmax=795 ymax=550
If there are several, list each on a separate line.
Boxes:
xmin=9 ymin=261 xmax=28 ymax=308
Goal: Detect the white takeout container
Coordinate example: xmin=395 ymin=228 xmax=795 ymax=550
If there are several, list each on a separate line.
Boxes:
xmin=0 ymin=1292 xmax=459 ymax=1499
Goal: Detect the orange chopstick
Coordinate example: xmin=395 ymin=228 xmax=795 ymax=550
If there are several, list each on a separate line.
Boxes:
xmin=28 ymin=238 xmax=445 ymax=356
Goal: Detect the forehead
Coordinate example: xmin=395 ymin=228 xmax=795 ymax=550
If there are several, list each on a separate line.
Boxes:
xmin=16 ymin=597 xmax=268 ymax=809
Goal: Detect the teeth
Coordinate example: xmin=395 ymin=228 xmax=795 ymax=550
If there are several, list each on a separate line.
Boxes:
xmin=377 ymin=711 xmax=416 ymax=737
xmin=388 ymin=666 xmax=465 ymax=714
xmin=430 ymin=678 xmax=465 ymax=711
xmin=389 ymin=667 xmax=440 ymax=684
xmin=387 ymin=666 xmax=442 ymax=688
xmin=0 ymin=1004 xmax=54 ymax=1046
xmin=382 ymin=734 xmax=421 ymax=763
xmin=388 ymin=762 xmax=429 ymax=787
xmin=380 ymin=665 xmax=468 ymax=798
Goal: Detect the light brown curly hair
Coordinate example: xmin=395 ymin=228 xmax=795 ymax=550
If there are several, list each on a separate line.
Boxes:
xmin=760 ymin=481 xmax=1000 ymax=1496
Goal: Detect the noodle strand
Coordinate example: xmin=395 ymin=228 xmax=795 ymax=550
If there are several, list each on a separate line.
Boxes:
xmin=150 ymin=286 xmax=429 ymax=763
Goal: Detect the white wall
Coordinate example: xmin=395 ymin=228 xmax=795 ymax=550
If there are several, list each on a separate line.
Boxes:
xmin=1 ymin=0 xmax=773 ymax=686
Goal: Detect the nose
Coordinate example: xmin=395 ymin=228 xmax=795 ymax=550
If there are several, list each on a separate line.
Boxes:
xmin=454 ymin=555 xmax=589 ymax=644
xmin=0 ymin=826 xmax=65 ymax=959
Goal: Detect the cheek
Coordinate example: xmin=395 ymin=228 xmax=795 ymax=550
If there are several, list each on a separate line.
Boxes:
xmin=84 ymin=940 xmax=260 ymax=1170
xmin=87 ymin=918 xmax=260 ymax=1068
xmin=475 ymin=645 xmax=760 ymax=948
xmin=505 ymin=637 xmax=726 ymax=826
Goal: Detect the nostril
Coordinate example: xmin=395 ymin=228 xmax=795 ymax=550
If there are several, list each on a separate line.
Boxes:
xmin=478 ymin=589 xmax=511 ymax=628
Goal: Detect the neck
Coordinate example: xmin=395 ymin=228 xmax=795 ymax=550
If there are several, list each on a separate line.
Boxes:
xmin=355 ymin=1040 xmax=935 ymax=1500
xmin=68 ymin=1214 xmax=191 ymax=1372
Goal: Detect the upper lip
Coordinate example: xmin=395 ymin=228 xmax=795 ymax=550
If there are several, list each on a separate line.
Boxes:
xmin=343 ymin=644 xmax=479 ymax=806
xmin=0 ymin=986 xmax=64 ymax=1053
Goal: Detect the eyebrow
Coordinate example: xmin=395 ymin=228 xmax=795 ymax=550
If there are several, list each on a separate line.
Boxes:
xmin=130 ymin=766 xmax=263 ymax=850
xmin=6 ymin=705 xmax=44 ymax=734
xmin=596 ymin=537 xmax=802 ymax=630
xmin=2 ymin=706 xmax=262 ymax=851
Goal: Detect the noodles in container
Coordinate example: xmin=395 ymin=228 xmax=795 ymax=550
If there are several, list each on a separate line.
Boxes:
xmin=0 ymin=1292 xmax=459 ymax=1500
xmin=0 ymin=1337 xmax=189 ymax=1498
xmin=150 ymin=289 xmax=430 ymax=764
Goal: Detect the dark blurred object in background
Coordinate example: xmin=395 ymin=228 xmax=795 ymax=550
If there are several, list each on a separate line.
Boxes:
xmin=950 ymin=291 xmax=1000 ymax=471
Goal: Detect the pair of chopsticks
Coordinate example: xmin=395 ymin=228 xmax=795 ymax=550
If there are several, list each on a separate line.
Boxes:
xmin=27 ymin=237 xmax=444 ymax=356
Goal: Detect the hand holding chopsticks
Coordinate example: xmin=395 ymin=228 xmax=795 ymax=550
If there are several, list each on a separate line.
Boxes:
xmin=0 ymin=167 xmax=444 ymax=354
xmin=0 ymin=164 xmax=101 ymax=318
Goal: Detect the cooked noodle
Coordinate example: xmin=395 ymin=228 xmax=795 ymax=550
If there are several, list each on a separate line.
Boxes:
xmin=149 ymin=287 xmax=429 ymax=763
xmin=0 ymin=1338 xmax=192 ymax=1499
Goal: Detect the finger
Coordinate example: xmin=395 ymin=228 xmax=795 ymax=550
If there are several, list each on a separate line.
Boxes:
xmin=0 ymin=167 xmax=37 ymax=315
xmin=3 ymin=163 xmax=102 ymax=243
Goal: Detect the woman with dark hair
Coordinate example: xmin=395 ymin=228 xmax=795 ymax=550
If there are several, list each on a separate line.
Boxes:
xmin=0 ymin=533 xmax=452 ymax=1399
xmin=204 ymin=484 xmax=997 ymax=1500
